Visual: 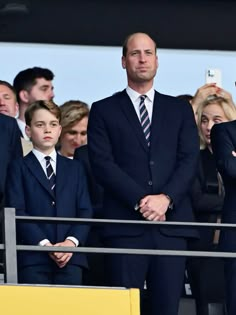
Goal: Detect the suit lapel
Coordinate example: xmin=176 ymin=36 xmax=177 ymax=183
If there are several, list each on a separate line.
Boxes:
xmin=120 ymin=90 xmax=149 ymax=152
xmin=150 ymin=91 xmax=165 ymax=153
xmin=24 ymin=152 xmax=55 ymax=199
xmin=55 ymin=154 xmax=69 ymax=197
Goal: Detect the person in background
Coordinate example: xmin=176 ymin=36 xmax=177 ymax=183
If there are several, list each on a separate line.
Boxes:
xmin=187 ymin=95 xmax=236 ymax=315
xmin=0 ymin=80 xmax=19 ymax=117
xmin=58 ymin=100 xmax=89 ymax=158
xmin=178 ymin=83 xmax=234 ymax=122
xmin=13 ymin=67 xmax=54 ymax=140
xmin=0 ymin=108 xmax=22 ymax=267
xmin=5 ymin=100 xmax=92 ymax=285
xmin=0 ymin=80 xmax=32 ymax=155
xmin=88 ymin=32 xmax=199 ymax=315
xmin=211 ymin=103 xmax=236 ymax=315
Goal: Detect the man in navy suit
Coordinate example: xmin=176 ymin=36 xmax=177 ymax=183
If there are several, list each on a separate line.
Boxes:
xmin=0 ymin=113 xmax=22 ymax=208
xmin=211 ymin=121 xmax=236 ymax=315
xmin=0 ymin=113 xmax=22 ymax=265
xmin=5 ymin=100 xmax=92 ymax=285
xmin=88 ymin=32 xmax=199 ymax=315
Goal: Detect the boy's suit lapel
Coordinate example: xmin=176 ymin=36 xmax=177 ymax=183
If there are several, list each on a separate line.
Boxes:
xmin=24 ymin=152 xmax=55 ymax=199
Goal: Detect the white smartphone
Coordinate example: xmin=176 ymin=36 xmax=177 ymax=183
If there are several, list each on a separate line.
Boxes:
xmin=205 ymin=68 xmax=222 ymax=87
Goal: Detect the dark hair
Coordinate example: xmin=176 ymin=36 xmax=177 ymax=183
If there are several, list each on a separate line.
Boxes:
xmin=0 ymin=80 xmax=17 ymax=98
xmin=122 ymin=32 xmax=157 ymax=57
xmin=25 ymin=100 xmax=61 ymax=126
xmin=13 ymin=67 xmax=54 ymax=103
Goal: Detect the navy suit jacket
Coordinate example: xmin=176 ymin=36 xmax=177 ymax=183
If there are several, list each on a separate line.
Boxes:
xmin=88 ymin=90 xmax=199 ymax=239
xmin=74 ymin=145 xmax=104 ymax=217
xmin=0 ymin=114 xmax=22 ymax=207
xmin=5 ymin=152 xmax=93 ymax=268
xmin=211 ymin=120 xmax=236 ymax=251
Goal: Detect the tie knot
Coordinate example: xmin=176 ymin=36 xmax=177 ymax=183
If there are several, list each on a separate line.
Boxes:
xmin=45 ymin=156 xmax=51 ymax=162
xmin=140 ymin=95 xmax=147 ymax=102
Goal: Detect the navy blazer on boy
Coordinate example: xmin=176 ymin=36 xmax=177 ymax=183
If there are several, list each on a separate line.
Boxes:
xmin=5 ymin=151 xmax=93 ymax=269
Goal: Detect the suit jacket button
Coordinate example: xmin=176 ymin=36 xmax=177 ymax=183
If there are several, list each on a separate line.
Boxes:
xmin=149 ymin=161 xmax=154 ymax=166
xmin=52 ymin=201 xmax=55 ymax=206
xmin=148 ymin=181 xmax=153 ymax=186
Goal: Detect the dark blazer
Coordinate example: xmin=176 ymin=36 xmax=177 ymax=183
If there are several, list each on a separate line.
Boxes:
xmin=211 ymin=120 xmax=236 ymax=251
xmin=5 ymin=152 xmax=93 ymax=268
xmin=88 ymin=90 xmax=199 ymax=239
xmin=74 ymin=145 xmax=104 ymax=216
xmin=0 ymin=114 xmax=22 ymax=207
xmin=189 ymin=148 xmax=224 ymax=250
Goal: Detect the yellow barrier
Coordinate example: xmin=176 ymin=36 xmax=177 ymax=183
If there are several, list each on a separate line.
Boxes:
xmin=0 ymin=285 xmax=140 ymax=315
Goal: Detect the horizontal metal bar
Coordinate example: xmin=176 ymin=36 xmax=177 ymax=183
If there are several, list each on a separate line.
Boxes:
xmin=15 ymin=245 xmax=236 ymax=258
xmin=15 ymin=216 xmax=236 ymax=229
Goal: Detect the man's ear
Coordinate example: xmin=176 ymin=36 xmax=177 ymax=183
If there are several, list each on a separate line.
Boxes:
xmin=19 ymin=90 xmax=30 ymax=103
xmin=121 ymin=56 xmax=126 ymax=69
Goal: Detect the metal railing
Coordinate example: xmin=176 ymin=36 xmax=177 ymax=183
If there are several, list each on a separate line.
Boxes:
xmin=1 ymin=207 xmax=236 ymax=284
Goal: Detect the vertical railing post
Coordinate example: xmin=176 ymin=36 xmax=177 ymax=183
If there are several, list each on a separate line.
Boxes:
xmin=3 ymin=208 xmax=17 ymax=283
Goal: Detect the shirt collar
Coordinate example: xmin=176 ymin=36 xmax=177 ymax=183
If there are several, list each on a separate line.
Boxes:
xmin=126 ymin=86 xmax=155 ymax=103
xmin=32 ymin=148 xmax=57 ymax=163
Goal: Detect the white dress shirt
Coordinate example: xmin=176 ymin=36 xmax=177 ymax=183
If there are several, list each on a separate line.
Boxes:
xmin=17 ymin=118 xmax=30 ymax=141
xmin=126 ymin=86 xmax=155 ymax=122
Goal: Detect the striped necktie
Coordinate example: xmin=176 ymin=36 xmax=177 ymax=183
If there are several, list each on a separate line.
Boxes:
xmin=139 ymin=95 xmax=151 ymax=146
xmin=45 ymin=156 xmax=56 ymax=195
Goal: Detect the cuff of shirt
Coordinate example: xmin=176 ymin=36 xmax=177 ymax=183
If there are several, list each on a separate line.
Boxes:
xmin=39 ymin=239 xmax=50 ymax=246
xmin=66 ymin=236 xmax=79 ymax=247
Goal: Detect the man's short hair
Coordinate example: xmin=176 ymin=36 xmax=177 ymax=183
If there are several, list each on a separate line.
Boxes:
xmin=0 ymin=80 xmax=17 ymax=98
xmin=13 ymin=67 xmax=54 ymax=103
xmin=122 ymin=32 xmax=157 ymax=57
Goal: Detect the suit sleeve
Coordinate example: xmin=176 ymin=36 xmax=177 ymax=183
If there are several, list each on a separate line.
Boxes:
xmin=9 ymin=118 xmax=23 ymax=160
xmin=5 ymin=160 xmax=48 ymax=245
xmin=190 ymin=176 xmax=224 ymax=214
xmin=211 ymin=122 xmax=236 ymax=179
xmin=161 ymin=102 xmax=200 ymax=205
xmin=88 ymin=102 xmax=146 ymax=208
xmin=66 ymin=160 xmax=93 ymax=246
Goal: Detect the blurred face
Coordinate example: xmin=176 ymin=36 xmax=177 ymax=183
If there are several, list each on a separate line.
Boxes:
xmin=60 ymin=116 xmax=88 ymax=158
xmin=200 ymin=103 xmax=229 ymax=146
xmin=27 ymin=78 xmax=54 ymax=103
xmin=26 ymin=108 xmax=61 ymax=154
xmin=0 ymin=84 xmax=18 ymax=117
xmin=122 ymin=33 xmax=158 ymax=88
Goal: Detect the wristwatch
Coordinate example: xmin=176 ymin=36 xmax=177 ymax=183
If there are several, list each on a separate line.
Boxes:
xmin=164 ymin=194 xmax=174 ymax=210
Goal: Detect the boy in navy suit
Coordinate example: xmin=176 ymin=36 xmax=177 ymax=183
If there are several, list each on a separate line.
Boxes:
xmin=5 ymin=100 xmax=93 ymax=285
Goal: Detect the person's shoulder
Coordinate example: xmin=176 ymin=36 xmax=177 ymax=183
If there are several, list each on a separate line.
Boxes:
xmin=74 ymin=145 xmax=88 ymax=159
xmin=8 ymin=154 xmax=25 ymax=170
xmin=155 ymin=91 xmax=189 ymax=108
xmin=57 ymin=154 xmax=83 ymax=168
xmin=0 ymin=113 xmax=17 ymax=126
xmin=213 ymin=120 xmax=236 ymax=133
xmin=91 ymin=90 xmax=126 ymax=107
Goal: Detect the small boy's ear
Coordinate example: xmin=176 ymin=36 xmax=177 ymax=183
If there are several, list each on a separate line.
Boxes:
xmin=25 ymin=125 xmax=31 ymax=139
